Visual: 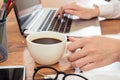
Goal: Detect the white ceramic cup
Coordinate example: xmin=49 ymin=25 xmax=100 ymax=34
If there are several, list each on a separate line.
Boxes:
xmin=26 ymin=31 xmax=67 ymax=65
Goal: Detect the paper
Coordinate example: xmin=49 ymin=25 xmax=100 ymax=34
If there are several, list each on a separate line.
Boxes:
xmin=79 ymin=62 xmax=120 ymax=80
xmin=45 ymin=62 xmax=120 ymax=80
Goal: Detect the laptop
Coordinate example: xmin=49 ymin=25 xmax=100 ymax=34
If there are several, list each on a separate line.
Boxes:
xmin=14 ymin=0 xmax=101 ymax=37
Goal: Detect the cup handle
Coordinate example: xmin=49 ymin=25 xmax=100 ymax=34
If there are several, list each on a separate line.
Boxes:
xmin=58 ymin=42 xmax=72 ymax=71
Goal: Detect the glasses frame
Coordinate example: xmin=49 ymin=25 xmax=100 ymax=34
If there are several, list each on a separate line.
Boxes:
xmin=33 ymin=66 xmax=88 ymax=80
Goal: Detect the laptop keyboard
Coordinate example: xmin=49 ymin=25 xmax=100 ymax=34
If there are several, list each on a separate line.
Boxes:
xmin=38 ymin=10 xmax=72 ymax=33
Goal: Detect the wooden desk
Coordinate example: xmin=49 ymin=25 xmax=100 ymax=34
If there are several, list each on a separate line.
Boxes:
xmin=0 ymin=0 xmax=120 ymax=80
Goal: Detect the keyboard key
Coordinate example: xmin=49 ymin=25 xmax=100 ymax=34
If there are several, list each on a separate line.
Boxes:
xmin=38 ymin=10 xmax=52 ymax=31
xmin=59 ymin=14 xmax=72 ymax=33
xmin=42 ymin=10 xmax=56 ymax=31
xmin=53 ymin=18 xmax=61 ymax=31
xmin=48 ymin=17 xmax=58 ymax=31
xmin=65 ymin=18 xmax=72 ymax=33
xmin=38 ymin=10 xmax=72 ymax=33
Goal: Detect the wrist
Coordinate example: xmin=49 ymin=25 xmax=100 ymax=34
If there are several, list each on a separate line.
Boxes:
xmin=93 ymin=5 xmax=99 ymax=17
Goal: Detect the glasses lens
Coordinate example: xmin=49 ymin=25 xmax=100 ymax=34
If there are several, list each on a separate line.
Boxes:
xmin=34 ymin=67 xmax=57 ymax=80
xmin=65 ymin=75 xmax=86 ymax=80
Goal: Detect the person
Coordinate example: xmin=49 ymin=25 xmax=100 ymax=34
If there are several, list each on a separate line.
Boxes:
xmin=67 ymin=36 xmax=120 ymax=71
xmin=56 ymin=0 xmax=120 ymax=71
xmin=56 ymin=0 xmax=120 ymax=19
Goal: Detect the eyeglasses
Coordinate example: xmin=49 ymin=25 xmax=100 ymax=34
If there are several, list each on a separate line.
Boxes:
xmin=33 ymin=66 xmax=88 ymax=80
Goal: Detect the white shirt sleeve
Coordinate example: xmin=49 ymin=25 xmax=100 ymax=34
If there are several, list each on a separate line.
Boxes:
xmin=96 ymin=0 xmax=120 ymax=19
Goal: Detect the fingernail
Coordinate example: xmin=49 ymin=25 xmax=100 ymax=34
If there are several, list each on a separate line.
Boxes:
xmin=81 ymin=66 xmax=88 ymax=71
xmin=80 ymin=70 xmax=83 ymax=73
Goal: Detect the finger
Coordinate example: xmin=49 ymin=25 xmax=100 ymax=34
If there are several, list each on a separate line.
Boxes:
xmin=55 ymin=7 xmax=64 ymax=18
xmin=80 ymin=59 xmax=113 ymax=71
xmin=65 ymin=9 xmax=80 ymax=16
xmin=93 ymin=4 xmax=98 ymax=8
xmin=67 ymin=38 xmax=88 ymax=51
xmin=71 ymin=56 xmax=93 ymax=68
xmin=55 ymin=6 xmax=62 ymax=17
xmin=68 ymin=37 xmax=79 ymax=42
xmin=57 ymin=2 xmax=78 ymax=18
xmin=59 ymin=7 xmax=65 ymax=19
xmin=55 ymin=9 xmax=60 ymax=17
xmin=68 ymin=49 xmax=87 ymax=62
xmin=65 ymin=9 xmax=75 ymax=15
xmin=65 ymin=9 xmax=87 ymax=19
xmin=58 ymin=5 xmax=72 ymax=18
xmin=80 ymin=60 xmax=108 ymax=71
xmin=80 ymin=62 xmax=96 ymax=71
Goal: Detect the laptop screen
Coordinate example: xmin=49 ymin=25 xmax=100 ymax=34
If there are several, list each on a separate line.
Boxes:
xmin=14 ymin=0 xmax=42 ymax=34
xmin=0 ymin=66 xmax=25 ymax=80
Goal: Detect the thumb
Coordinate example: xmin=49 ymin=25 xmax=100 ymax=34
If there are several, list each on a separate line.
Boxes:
xmin=93 ymin=4 xmax=98 ymax=8
xmin=68 ymin=37 xmax=78 ymax=42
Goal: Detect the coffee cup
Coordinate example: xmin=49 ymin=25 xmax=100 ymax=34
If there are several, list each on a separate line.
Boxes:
xmin=26 ymin=31 xmax=67 ymax=65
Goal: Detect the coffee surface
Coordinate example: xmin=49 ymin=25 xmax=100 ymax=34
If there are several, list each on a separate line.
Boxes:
xmin=32 ymin=38 xmax=62 ymax=44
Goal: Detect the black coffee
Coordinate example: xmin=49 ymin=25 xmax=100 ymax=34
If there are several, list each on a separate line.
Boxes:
xmin=32 ymin=38 xmax=62 ymax=44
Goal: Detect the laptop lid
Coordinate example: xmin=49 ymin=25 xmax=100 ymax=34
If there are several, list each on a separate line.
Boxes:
xmin=14 ymin=0 xmax=42 ymax=35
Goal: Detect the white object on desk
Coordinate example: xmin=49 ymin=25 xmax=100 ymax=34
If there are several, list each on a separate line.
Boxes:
xmin=76 ymin=62 xmax=120 ymax=80
xmin=45 ymin=62 xmax=120 ymax=80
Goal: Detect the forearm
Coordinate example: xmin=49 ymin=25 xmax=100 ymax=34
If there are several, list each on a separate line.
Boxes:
xmin=96 ymin=0 xmax=120 ymax=19
xmin=103 ymin=34 xmax=120 ymax=62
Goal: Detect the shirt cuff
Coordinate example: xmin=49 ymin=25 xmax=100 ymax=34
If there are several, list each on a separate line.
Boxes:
xmin=96 ymin=0 xmax=120 ymax=19
xmin=96 ymin=3 xmax=114 ymax=18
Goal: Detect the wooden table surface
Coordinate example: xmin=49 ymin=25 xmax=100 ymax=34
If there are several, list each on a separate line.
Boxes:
xmin=0 ymin=0 xmax=120 ymax=80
